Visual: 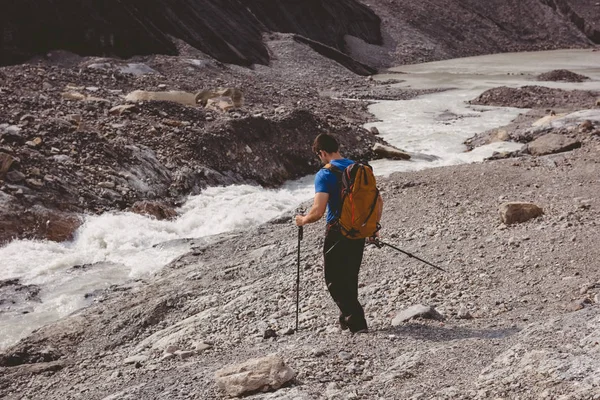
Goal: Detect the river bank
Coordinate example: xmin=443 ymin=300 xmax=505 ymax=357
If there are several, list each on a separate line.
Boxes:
xmin=2 ymin=135 xmax=600 ymax=398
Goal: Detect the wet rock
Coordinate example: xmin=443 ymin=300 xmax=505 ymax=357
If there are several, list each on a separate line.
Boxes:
xmin=369 ymin=126 xmax=379 ymax=135
xmin=215 ymin=354 xmax=295 ymax=397
xmin=498 ymin=202 xmax=544 ymax=225
xmin=130 ymin=201 xmax=177 ymax=220
xmin=392 ymin=304 xmax=445 ymax=326
xmin=372 ymin=143 xmax=411 ymax=160
xmin=527 ymin=133 xmax=581 ymax=156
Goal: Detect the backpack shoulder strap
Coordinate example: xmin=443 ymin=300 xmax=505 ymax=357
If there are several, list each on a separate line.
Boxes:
xmin=323 ymin=163 xmax=343 ymax=177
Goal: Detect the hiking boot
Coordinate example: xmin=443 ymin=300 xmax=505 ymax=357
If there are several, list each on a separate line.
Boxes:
xmin=339 ymin=315 xmax=349 ymax=331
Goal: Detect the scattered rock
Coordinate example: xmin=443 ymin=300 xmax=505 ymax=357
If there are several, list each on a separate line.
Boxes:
xmin=214 ymin=354 xmax=295 ymax=397
xmin=457 ymin=305 xmax=473 ymax=319
xmin=0 ymin=152 xmax=18 ymax=179
xmin=527 ymin=133 xmax=581 ymax=156
xmin=123 ymin=355 xmax=149 ymax=365
xmin=392 ymin=304 xmax=445 ymax=326
xmin=125 ymin=90 xmax=199 ymax=106
xmin=108 ymin=104 xmax=137 ymax=115
xmin=498 ymin=202 xmax=544 ymax=225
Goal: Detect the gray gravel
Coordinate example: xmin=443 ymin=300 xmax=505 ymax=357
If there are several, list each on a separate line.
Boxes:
xmin=2 ymin=141 xmax=600 ymax=399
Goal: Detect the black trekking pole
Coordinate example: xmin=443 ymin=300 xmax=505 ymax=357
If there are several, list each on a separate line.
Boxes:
xmin=374 ymin=239 xmax=447 ymax=273
xmin=295 ymin=226 xmax=303 ymax=331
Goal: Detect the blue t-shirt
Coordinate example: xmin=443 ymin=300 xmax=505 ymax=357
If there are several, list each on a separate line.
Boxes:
xmin=315 ymin=158 xmax=354 ymax=224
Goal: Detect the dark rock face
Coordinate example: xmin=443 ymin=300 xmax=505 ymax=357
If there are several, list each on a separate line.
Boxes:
xmin=0 ymin=0 xmax=381 ymax=70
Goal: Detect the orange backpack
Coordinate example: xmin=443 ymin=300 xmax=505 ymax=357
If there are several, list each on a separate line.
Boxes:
xmin=326 ymin=162 xmax=382 ymax=239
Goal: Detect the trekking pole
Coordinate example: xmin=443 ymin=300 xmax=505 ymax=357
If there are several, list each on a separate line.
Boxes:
xmin=374 ymin=239 xmax=447 ymax=273
xmin=295 ymin=226 xmax=303 ymax=331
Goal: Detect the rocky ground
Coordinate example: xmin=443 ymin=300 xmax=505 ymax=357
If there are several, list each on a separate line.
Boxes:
xmin=1 ymin=35 xmax=436 ymax=244
xmin=2 ymin=122 xmax=600 ymax=399
xmin=2 ymin=1 xmax=600 ymax=398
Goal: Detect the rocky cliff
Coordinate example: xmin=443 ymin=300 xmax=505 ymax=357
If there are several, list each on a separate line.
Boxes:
xmin=0 ymin=0 xmax=381 ymax=74
xmin=2 ymin=0 xmax=598 ymax=71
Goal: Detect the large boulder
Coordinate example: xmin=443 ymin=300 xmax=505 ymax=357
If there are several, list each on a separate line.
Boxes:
xmin=527 ymin=133 xmax=581 ymax=156
xmin=215 ymin=354 xmax=296 ymax=397
xmin=499 ymin=202 xmax=544 ymax=225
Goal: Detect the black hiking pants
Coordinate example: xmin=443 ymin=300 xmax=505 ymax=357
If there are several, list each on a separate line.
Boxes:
xmin=323 ymin=229 xmax=367 ymax=332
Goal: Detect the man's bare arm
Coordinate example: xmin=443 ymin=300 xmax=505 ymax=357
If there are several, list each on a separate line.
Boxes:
xmin=295 ymin=192 xmax=329 ymax=226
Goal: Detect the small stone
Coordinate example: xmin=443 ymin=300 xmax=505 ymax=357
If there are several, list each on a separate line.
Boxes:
xmin=175 ymin=350 xmax=195 ymax=360
xmin=338 ymin=351 xmax=352 ymax=361
xmin=566 ymin=300 xmax=585 ymax=312
xmin=283 ymin=327 xmax=295 ymax=335
xmin=20 ymin=114 xmax=35 ymax=123
xmin=5 ymin=170 xmax=26 ymax=183
xmin=194 ymin=342 xmax=212 ymax=353
xmin=457 ymin=305 xmax=473 ymax=320
xmin=392 ymin=304 xmax=445 ymax=326
xmin=123 ymin=355 xmax=148 ymax=365
xmin=263 ymin=328 xmax=277 ymax=339
xmin=98 ymin=181 xmax=116 ymax=189
xmin=165 ymin=345 xmax=179 ymax=354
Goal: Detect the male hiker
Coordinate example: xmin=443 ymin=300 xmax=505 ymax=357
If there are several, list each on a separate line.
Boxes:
xmin=295 ymin=133 xmax=382 ymax=333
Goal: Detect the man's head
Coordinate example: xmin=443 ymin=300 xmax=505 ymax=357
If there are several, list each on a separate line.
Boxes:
xmin=312 ymin=133 xmax=339 ymax=159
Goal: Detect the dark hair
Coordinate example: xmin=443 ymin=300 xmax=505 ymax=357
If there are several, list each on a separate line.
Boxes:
xmin=312 ymin=133 xmax=339 ymax=154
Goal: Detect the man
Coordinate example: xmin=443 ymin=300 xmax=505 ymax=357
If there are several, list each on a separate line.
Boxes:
xmin=295 ymin=133 xmax=382 ymax=334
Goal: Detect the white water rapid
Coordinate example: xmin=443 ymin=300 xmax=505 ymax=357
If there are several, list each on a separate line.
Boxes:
xmin=1 ymin=49 xmax=599 ymax=349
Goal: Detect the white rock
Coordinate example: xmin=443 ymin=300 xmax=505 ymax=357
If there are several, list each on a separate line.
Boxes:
xmin=214 ymin=354 xmax=295 ymax=397
xmin=392 ymin=304 xmax=445 ymax=326
xmin=123 ymin=355 xmax=148 ymax=365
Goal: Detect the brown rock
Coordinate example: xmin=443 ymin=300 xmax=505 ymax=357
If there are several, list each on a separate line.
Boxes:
xmin=370 ymin=126 xmax=380 ymax=135
xmin=206 ymin=96 xmax=235 ymax=112
xmin=499 ymin=202 xmax=544 ymax=225
xmin=108 ymin=104 xmax=136 ymax=115
xmin=125 ymin=90 xmax=198 ymax=106
xmin=130 ymin=201 xmax=177 ymax=220
xmin=372 ymin=143 xmax=411 ymax=160
xmin=579 ymin=120 xmax=593 ymax=132
xmin=216 ymin=88 xmax=244 ymax=108
xmin=527 ymin=133 xmax=581 ymax=156
xmin=0 ymin=153 xmax=17 ymax=180
xmin=43 ymin=212 xmax=82 ymax=242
